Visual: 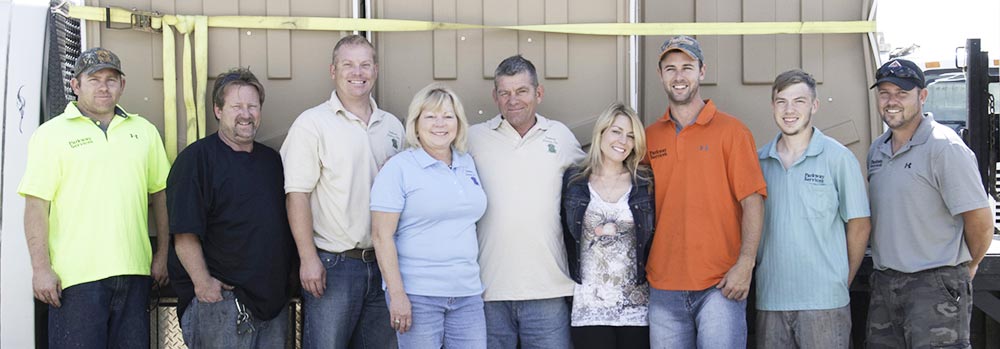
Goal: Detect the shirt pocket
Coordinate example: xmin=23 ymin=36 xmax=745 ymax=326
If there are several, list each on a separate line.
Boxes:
xmin=802 ymin=183 xmax=837 ymax=219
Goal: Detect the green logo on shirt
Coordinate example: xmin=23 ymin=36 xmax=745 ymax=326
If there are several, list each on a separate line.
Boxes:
xmin=69 ymin=137 xmax=93 ymax=148
xmin=548 ymin=144 xmax=556 ymax=153
xmin=392 ymin=138 xmax=399 ymax=150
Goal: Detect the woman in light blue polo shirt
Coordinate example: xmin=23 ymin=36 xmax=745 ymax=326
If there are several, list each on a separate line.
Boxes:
xmin=370 ymin=83 xmax=487 ymax=348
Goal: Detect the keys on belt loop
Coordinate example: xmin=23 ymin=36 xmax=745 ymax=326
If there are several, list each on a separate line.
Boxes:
xmin=235 ymin=297 xmax=255 ymax=334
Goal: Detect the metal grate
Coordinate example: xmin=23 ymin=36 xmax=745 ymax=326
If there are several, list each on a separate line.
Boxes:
xmin=44 ymin=1 xmax=81 ymax=120
xmin=151 ymin=298 xmax=302 ymax=348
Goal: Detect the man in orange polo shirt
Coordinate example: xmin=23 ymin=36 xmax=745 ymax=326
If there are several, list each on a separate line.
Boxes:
xmin=644 ymin=35 xmax=767 ymax=348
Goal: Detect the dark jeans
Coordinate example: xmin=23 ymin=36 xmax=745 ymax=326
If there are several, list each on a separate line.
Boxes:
xmin=301 ymin=250 xmax=395 ymax=349
xmin=180 ymin=290 xmax=289 ymax=348
xmin=48 ymin=275 xmax=151 ymax=349
xmin=571 ymin=325 xmax=649 ymax=349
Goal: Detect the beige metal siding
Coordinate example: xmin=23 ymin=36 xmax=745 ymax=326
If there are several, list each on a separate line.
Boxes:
xmin=373 ymin=0 xmax=630 ymax=146
xmin=641 ymin=0 xmax=875 ymax=161
xmin=85 ymin=0 xmax=357 ymax=151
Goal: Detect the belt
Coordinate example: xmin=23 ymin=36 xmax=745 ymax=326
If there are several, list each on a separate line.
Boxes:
xmin=341 ymin=248 xmax=376 ymax=263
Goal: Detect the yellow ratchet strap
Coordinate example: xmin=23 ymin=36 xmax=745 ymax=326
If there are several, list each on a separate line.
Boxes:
xmin=66 ymin=4 xmax=876 ymax=160
xmin=66 ymin=5 xmax=876 ymax=36
xmin=161 ymin=21 xmax=177 ymax=161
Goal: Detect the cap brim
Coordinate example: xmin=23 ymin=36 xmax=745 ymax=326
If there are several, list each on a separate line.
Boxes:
xmin=658 ymin=48 xmax=698 ymax=63
xmin=870 ymin=77 xmax=917 ymax=90
xmin=82 ymin=64 xmax=125 ymax=76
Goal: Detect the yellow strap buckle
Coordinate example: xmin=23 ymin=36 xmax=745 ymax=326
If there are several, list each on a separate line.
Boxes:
xmin=128 ymin=10 xmax=161 ymax=33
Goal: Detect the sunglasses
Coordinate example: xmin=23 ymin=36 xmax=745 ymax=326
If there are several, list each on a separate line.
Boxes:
xmin=876 ymin=61 xmax=923 ymax=81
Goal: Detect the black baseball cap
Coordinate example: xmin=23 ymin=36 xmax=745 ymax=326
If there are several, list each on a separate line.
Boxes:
xmin=870 ymin=59 xmax=925 ymax=90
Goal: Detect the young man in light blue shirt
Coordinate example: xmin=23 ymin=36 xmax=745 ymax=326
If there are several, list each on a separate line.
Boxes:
xmin=755 ymin=69 xmax=871 ymax=348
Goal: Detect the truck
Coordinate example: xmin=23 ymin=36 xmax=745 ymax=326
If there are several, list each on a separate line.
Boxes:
xmin=0 ymin=0 xmax=997 ymax=347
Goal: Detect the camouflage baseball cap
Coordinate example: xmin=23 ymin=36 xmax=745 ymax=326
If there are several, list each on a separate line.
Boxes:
xmin=658 ymin=35 xmax=704 ymax=64
xmin=74 ymin=47 xmax=124 ymax=77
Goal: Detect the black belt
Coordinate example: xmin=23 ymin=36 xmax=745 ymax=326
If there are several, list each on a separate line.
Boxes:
xmin=341 ymin=248 xmax=376 ymax=263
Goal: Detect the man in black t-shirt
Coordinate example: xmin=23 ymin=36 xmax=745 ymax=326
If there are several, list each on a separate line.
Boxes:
xmin=166 ymin=67 xmax=296 ymax=347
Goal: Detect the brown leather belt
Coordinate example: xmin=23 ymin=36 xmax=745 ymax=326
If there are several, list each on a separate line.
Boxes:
xmin=341 ymin=248 xmax=376 ymax=263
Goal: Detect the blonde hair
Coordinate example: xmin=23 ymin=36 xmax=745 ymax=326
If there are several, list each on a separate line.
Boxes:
xmin=571 ymin=102 xmax=648 ymax=184
xmin=404 ymin=83 xmax=470 ymax=153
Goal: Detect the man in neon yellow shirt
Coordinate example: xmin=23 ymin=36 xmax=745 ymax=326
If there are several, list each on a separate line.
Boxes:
xmin=18 ymin=47 xmax=170 ymax=349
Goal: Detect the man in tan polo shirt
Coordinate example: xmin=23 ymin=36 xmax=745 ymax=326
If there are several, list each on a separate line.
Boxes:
xmin=468 ymin=55 xmax=586 ymax=348
xmin=280 ymin=34 xmax=404 ymax=349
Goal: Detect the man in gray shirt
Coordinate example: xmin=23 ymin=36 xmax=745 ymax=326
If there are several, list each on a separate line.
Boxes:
xmin=866 ymin=58 xmax=994 ymax=348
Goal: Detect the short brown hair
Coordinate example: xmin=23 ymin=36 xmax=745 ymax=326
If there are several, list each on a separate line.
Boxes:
xmin=212 ymin=67 xmax=264 ymax=109
xmin=772 ymin=69 xmax=817 ymax=101
xmin=332 ymin=34 xmax=377 ymax=65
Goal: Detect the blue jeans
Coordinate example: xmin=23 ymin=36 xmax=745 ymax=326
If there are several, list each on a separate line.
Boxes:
xmin=48 ymin=275 xmax=151 ymax=349
xmin=180 ymin=290 xmax=289 ymax=348
xmin=649 ymin=287 xmax=747 ymax=349
xmin=301 ymin=250 xmax=395 ymax=349
xmin=484 ymin=297 xmax=571 ymax=349
xmin=386 ymin=293 xmax=486 ymax=348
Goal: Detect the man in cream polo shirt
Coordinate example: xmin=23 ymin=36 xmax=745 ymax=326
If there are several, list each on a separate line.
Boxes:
xmin=468 ymin=55 xmax=585 ymax=348
xmin=280 ymin=34 xmax=403 ymax=349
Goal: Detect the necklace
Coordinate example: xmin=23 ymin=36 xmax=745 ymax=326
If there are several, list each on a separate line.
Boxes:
xmin=590 ymin=170 xmax=629 ymax=202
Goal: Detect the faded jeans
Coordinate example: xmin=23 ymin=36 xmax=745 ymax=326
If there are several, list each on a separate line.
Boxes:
xmin=301 ymin=250 xmax=396 ymax=349
xmin=386 ymin=293 xmax=487 ymax=348
xmin=484 ymin=297 xmax=572 ymax=349
xmin=48 ymin=275 xmax=151 ymax=349
xmin=649 ymin=287 xmax=747 ymax=349
xmin=180 ymin=290 xmax=289 ymax=348
xmin=756 ymin=305 xmax=851 ymax=348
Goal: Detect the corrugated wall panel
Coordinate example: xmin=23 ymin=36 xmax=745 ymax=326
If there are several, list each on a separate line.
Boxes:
xmin=86 ymin=0 xmax=355 ymax=151
xmin=375 ymin=0 xmax=627 ymax=146
xmin=641 ymin=0 xmax=871 ymax=161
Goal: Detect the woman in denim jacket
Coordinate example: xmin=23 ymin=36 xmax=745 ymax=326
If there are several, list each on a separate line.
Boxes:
xmin=561 ymin=102 xmax=655 ymax=349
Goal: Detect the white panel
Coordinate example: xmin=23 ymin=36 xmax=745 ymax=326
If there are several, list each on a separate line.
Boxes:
xmin=1 ymin=1 xmax=49 ymax=348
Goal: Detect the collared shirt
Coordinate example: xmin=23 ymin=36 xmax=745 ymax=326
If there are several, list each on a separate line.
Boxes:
xmin=468 ymin=114 xmax=585 ymax=301
xmin=867 ymin=116 xmax=989 ymax=272
xmin=280 ymin=91 xmax=404 ymax=252
xmin=755 ymin=128 xmax=870 ymax=311
xmin=644 ymin=100 xmax=767 ymax=291
xmin=370 ymin=147 xmax=486 ymax=297
xmin=18 ymin=102 xmax=171 ymax=289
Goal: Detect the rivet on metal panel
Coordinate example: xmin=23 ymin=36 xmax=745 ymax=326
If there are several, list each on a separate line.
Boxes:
xmin=478 ymin=110 xmax=483 ymax=115
xmin=144 ymin=97 xmax=149 ymax=101
xmin=527 ymin=37 xmax=533 ymax=43
xmin=828 ymin=97 xmax=834 ymax=102
xmin=461 ymin=36 xmax=466 ymax=41
xmin=246 ymin=31 xmax=252 ymax=36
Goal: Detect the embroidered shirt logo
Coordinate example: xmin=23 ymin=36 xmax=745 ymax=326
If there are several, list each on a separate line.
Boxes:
xmin=649 ymin=149 xmax=668 ymax=159
xmin=543 ymin=136 xmax=559 ymax=154
xmin=869 ymin=159 xmax=883 ymax=171
xmin=698 ymin=145 xmax=710 ymax=152
xmin=804 ymin=173 xmax=826 ymax=184
xmin=69 ymin=137 xmax=93 ymax=148
xmin=392 ymin=138 xmax=399 ymax=150
xmin=130 ymin=133 xmax=139 ymax=139
xmin=904 ymin=162 xmax=912 ymax=169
